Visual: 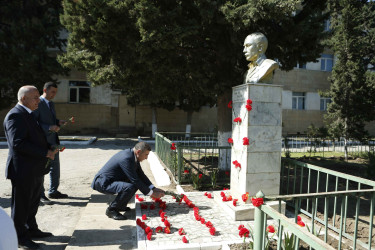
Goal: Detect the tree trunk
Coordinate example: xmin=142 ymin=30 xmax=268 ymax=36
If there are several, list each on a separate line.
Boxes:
xmin=186 ymin=111 xmax=193 ymax=138
xmin=217 ymin=91 xmax=232 ymax=171
xmin=152 ymin=107 xmax=157 ymax=138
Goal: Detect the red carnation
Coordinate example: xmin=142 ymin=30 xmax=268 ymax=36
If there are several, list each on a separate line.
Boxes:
xmin=59 ymin=146 xmax=66 ymax=152
xmin=251 ymin=197 xmax=264 ymax=207
xmin=267 ymin=225 xmax=275 ymax=233
xmin=178 ymin=228 xmax=185 ymax=235
xmin=207 ymin=193 xmax=212 ymax=198
xmin=227 ymin=137 xmax=233 ymax=144
xmin=247 ymin=99 xmax=252 ymax=105
xmin=242 ymin=192 xmax=249 ymax=202
xmin=171 ymin=142 xmax=176 ymax=150
xmin=164 ymin=227 xmax=171 ymax=234
xmin=220 ymin=191 xmax=225 ymax=197
xmin=206 ymin=221 xmax=213 ymax=228
xmin=238 ymin=224 xmax=244 ymax=230
xmin=209 ymin=227 xmax=216 ymax=235
xmin=200 ymin=218 xmax=205 ymax=224
xmin=182 ymin=236 xmax=188 ymax=243
xmin=233 ymin=117 xmax=242 ymax=123
xmin=297 ymin=221 xmax=305 ymax=227
xmin=246 ymin=104 xmax=252 ymax=111
xmin=233 ymin=199 xmax=238 ymax=207
xmin=69 ymin=116 xmax=75 ymax=123
xmin=228 ymin=101 xmax=233 ymax=109
xmin=147 ymin=232 xmax=152 ymax=240
xmin=199 ymin=174 xmax=203 ymax=179
xmin=243 ymin=137 xmax=249 ymax=145
xmin=297 ymin=215 xmax=302 ymax=222
xmin=138 ymin=197 xmax=144 ymax=202
xmin=142 ymin=214 xmax=147 ymax=220
xmin=164 ymin=220 xmax=171 ymax=227
xmin=155 ymin=226 xmax=163 ymax=233
xmin=239 ymin=227 xmax=250 ymax=238
xmin=184 ymin=169 xmax=189 ymax=174
xmin=145 ymin=227 xmax=152 ymax=234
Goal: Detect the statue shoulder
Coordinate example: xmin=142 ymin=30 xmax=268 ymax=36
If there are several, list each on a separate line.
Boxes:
xmin=262 ymin=59 xmax=279 ymax=70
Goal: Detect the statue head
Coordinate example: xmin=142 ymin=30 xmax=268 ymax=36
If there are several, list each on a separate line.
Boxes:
xmin=243 ymin=32 xmax=268 ymax=62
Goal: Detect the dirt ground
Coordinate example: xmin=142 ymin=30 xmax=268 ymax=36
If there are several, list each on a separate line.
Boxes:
xmin=0 ymin=137 xmax=177 ymax=249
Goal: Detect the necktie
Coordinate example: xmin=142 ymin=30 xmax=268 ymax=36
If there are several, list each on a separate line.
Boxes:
xmin=48 ymin=102 xmax=55 ymax=116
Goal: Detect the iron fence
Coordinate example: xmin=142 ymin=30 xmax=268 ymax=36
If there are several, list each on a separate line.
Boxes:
xmin=283 ymin=137 xmax=375 ymax=156
xmin=275 ymin=158 xmax=375 ymax=249
xmin=155 ymin=132 xmax=231 ymax=185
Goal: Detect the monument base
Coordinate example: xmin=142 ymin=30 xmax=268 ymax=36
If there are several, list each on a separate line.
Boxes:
xmin=213 ymin=191 xmax=285 ymax=221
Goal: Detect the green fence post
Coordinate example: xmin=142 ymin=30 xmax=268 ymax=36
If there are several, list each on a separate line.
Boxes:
xmin=254 ymin=191 xmax=265 ymax=250
xmin=177 ymin=145 xmax=182 ymax=184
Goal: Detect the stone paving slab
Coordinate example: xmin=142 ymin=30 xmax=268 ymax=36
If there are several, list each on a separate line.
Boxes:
xmin=135 ymin=192 xmax=278 ymax=250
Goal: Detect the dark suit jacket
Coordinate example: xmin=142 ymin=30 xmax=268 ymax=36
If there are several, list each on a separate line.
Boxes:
xmin=92 ymin=148 xmax=153 ymax=195
xmin=32 ymin=97 xmax=60 ymax=145
xmin=3 ymin=104 xmax=50 ymax=180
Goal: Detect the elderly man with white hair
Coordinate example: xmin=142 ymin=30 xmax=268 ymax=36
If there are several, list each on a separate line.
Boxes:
xmin=3 ymin=85 xmax=58 ymax=249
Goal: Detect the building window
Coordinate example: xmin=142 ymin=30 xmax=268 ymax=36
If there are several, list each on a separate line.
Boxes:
xmin=321 ymin=54 xmax=334 ymax=71
xmin=320 ymin=97 xmax=332 ymax=111
xmin=292 ymin=92 xmax=305 ymax=110
xmin=69 ymin=81 xmax=91 ymax=103
xmin=324 ymin=19 xmax=331 ymax=32
xmin=295 ymin=63 xmax=306 ymax=69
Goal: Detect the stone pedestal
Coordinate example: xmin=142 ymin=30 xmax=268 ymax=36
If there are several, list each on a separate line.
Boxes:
xmin=230 ymin=83 xmax=282 ymax=199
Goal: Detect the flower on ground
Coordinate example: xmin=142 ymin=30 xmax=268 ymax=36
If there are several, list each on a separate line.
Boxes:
xmin=267 ymin=225 xmax=275 ymax=233
xmin=206 ymin=221 xmax=213 ymax=228
xmin=171 ymin=142 xmax=176 ymax=150
xmin=204 ymin=192 xmax=208 ymax=196
xmin=164 ymin=220 xmax=171 ymax=227
xmin=220 ymin=191 xmax=225 ymax=197
xmin=182 ymin=236 xmax=188 ymax=243
xmin=207 ymin=193 xmax=212 ymax=198
xmin=147 ymin=232 xmax=152 ymax=240
xmin=164 ymin=227 xmax=171 ymax=234
xmin=247 ymin=99 xmax=253 ymax=105
xmin=243 ymin=137 xmax=249 ymax=145
xmin=209 ymin=227 xmax=216 ymax=235
xmin=242 ymin=192 xmax=249 ymax=202
xmin=145 ymin=227 xmax=152 ymax=234
xmin=246 ymin=104 xmax=252 ymax=111
xmin=233 ymin=199 xmax=238 ymax=207
xmin=228 ymin=137 xmax=233 ymax=144
xmin=251 ymin=197 xmax=264 ymax=207
xmin=142 ymin=214 xmax=147 ymax=220
xmin=184 ymin=169 xmax=189 ymax=174
xmin=233 ymin=117 xmax=242 ymax=123
xmin=178 ymin=228 xmax=185 ymax=235
xmin=140 ymin=204 xmax=147 ymax=209
xmin=239 ymin=227 xmax=250 ymax=238
xmin=155 ymin=226 xmax=163 ymax=233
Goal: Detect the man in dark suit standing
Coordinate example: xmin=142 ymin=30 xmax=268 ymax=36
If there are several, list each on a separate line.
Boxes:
xmin=33 ymin=82 xmax=68 ymax=202
xmin=92 ymin=142 xmax=165 ymax=220
xmin=4 ymin=85 xmax=58 ymax=249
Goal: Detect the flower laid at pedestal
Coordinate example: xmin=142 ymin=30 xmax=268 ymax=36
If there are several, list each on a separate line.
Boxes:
xmin=242 ymin=192 xmax=249 ymax=202
xmin=228 ymin=137 xmax=233 ymax=144
xmin=251 ymin=197 xmax=264 ymax=207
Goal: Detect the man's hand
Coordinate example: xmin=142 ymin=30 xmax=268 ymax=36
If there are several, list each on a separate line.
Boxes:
xmin=49 ymin=125 xmax=60 ymax=132
xmin=59 ymin=120 xmax=67 ymax=126
xmin=46 ymin=149 xmax=58 ymax=160
xmin=151 ymin=188 xmax=165 ymax=199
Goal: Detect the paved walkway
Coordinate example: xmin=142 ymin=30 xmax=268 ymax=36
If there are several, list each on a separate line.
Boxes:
xmin=64 ymin=150 xmax=277 ymax=250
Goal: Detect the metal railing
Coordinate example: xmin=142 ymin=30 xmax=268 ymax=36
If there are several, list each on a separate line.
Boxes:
xmin=155 ymin=132 xmax=231 ymax=184
xmin=254 ymin=188 xmax=375 ymax=250
xmin=277 ymin=158 xmax=375 ymax=249
xmin=283 ymin=137 xmax=375 ymax=156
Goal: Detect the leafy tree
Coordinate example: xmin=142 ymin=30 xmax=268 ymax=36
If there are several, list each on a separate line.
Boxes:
xmin=324 ymin=0 xmax=375 ymax=159
xmin=59 ymin=0 xmax=328 ymax=133
xmin=0 ymin=0 xmax=67 ymax=108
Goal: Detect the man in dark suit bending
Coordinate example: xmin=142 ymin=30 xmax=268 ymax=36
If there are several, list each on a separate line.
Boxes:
xmin=4 ymin=85 xmax=58 ymax=249
xmin=92 ymin=142 xmax=165 ymax=220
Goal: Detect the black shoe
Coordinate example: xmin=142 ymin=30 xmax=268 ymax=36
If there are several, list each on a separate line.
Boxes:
xmin=106 ymin=208 xmax=127 ymax=220
xmin=40 ymin=195 xmax=53 ymax=205
xmin=29 ymin=229 xmax=53 ymax=238
xmin=118 ymin=206 xmax=131 ymax=212
xmin=48 ymin=191 xmax=68 ymax=199
xmin=18 ymin=238 xmax=40 ymax=249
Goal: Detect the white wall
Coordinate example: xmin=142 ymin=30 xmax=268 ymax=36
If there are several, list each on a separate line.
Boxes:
xmin=282 ymin=90 xmax=292 ymax=109
xmin=306 ymin=92 xmax=320 ymax=110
